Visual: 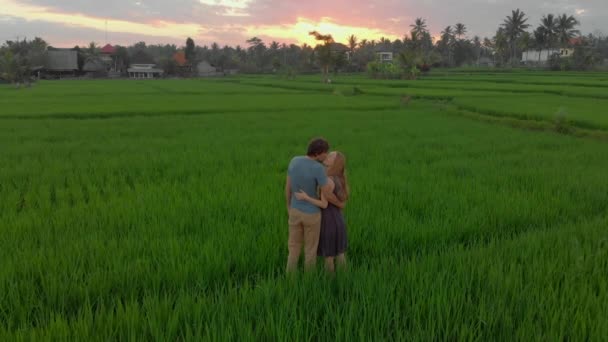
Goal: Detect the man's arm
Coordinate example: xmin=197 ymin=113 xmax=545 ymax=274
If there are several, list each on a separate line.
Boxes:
xmin=285 ymin=176 xmax=292 ymax=213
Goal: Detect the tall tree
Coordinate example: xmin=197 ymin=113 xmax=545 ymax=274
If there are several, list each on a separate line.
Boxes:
xmin=473 ymin=36 xmax=482 ymax=65
xmin=348 ymin=35 xmax=358 ymax=54
xmin=410 ymin=18 xmax=428 ymax=37
xmin=493 ymin=28 xmax=509 ymax=65
xmin=540 ymin=14 xmax=558 ymax=49
xmin=502 ymin=9 xmax=530 ymax=63
xmin=86 ymin=41 xmax=99 ymax=62
xmin=0 ymin=51 xmax=18 ymax=84
xmin=533 ymin=27 xmax=549 ymax=64
xmin=185 ymin=37 xmax=196 ymax=64
xmin=309 ymin=31 xmax=334 ymax=82
xmin=556 ymin=14 xmax=580 ymax=47
xmin=455 ymin=23 xmax=467 ymax=40
xmin=246 ymin=37 xmax=267 ymax=71
xmin=440 ymin=26 xmax=455 ymax=66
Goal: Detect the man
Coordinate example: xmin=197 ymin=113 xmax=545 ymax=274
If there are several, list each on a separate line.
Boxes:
xmin=285 ymin=138 xmax=340 ymax=272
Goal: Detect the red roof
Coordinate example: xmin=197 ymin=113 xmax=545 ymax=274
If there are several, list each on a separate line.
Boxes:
xmin=101 ymin=44 xmax=116 ymax=54
xmin=173 ymin=51 xmax=188 ymax=66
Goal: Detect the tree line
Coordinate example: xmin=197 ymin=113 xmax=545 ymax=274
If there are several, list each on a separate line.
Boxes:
xmin=2 ymin=8 xmax=608 ymax=85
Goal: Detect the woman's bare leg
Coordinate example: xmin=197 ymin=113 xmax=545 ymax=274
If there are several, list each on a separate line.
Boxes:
xmin=324 ymin=257 xmax=335 ymax=273
xmin=336 ymin=253 xmax=347 ymax=270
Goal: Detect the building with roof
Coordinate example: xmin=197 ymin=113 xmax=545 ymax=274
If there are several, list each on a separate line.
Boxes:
xmin=45 ymin=49 xmax=79 ymax=74
xmin=83 ymin=58 xmax=108 ymax=77
xmin=376 ymin=52 xmax=394 ymax=63
xmin=127 ymin=50 xmax=163 ymax=79
xmin=197 ymin=61 xmax=220 ymax=77
xmin=522 ymin=48 xmax=574 ymax=64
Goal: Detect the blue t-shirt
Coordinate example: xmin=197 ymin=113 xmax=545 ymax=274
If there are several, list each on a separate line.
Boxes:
xmin=288 ymin=156 xmax=328 ymax=214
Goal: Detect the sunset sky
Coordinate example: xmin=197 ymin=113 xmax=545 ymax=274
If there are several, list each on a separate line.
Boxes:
xmin=1 ymin=0 xmax=607 ymax=48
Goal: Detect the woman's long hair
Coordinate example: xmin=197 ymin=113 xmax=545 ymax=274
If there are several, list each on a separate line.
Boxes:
xmin=327 ymin=152 xmax=349 ymax=202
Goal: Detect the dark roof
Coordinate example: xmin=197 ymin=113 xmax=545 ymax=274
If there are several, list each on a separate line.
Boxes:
xmin=46 ymin=50 xmax=78 ymax=71
xmin=130 ymin=50 xmax=155 ymax=65
xmin=83 ymin=58 xmax=107 ymax=72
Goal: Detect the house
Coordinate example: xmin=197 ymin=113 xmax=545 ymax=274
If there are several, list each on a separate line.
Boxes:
xmin=522 ymin=48 xmax=574 ymax=64
xmin=99 ymin=44 xmax=122 ymax=76
xmin=128 ymin=50 xmax=163 ymax=79
xmin=100 ymin=44 xmax=116 ymax=64
xmin=83 ymin=58 xmax=108 ymax=77
xmin=478 ymin=56 xmax=495 ymax=67
xmin=376 ymin=52 xmax=394 ymax=63
xmin=197 ymin=61 xmax=220 ymax=77
xmin=45 ymin=49 xmax=79 ymax=75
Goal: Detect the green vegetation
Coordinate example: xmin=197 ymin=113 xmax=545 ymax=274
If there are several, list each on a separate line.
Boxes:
xmin=1 ymin=72 xmax=607 ymax=339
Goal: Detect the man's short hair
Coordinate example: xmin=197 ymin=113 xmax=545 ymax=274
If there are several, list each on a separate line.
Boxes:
xmin=307 ymin=138 xmax=330 ymax=157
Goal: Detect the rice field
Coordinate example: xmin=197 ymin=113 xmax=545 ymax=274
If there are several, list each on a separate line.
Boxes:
xmin=1 ymin=72 xmax=607 ymax=340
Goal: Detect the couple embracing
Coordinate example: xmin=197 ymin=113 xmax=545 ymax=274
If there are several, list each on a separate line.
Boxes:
xmin=285 ymin=138 xmax=349 ymax=273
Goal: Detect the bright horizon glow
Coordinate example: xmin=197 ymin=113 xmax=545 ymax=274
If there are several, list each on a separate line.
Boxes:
xmin=0 ymin=0 xmax=402 ymax=47
xmin=3 ymin=0 xmax=602 ymax=48
xmin=249 ymin=17 xmax=401 ymax=46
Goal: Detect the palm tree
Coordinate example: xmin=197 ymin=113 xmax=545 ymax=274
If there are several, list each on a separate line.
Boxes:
xmin=540 ymin=14 xmax=558 ymax=49
xmin=473 ymin=36 xmax=482 ymax=65
xmin=455 ymin=23 xmax=467 ymax=40
xmin=518 ymin=31 xmax=532 ymax=58
xmin=441 ymin=26 xmax=454 ymax=40
xmin=556 ymin=14 xmax=580 ymax=47
xmin=440 ymin=26 xmax=454 ymax=66
xmin=483 ymin=37 xmax=493 ymax=49
xmin=347 ymin=35 xmax=358 ymax=53
xmin=309 ymin=31 xmax=335 ymax=82
xmin=493 ymin=28 xmax=509 ymax=65
xmin=533 ymin=27 xmax=548 ymax=65
xmin=502 ymin=9 xmax=530 ymax=63
xmin=410 ymin=18 xmax=428 ymax=36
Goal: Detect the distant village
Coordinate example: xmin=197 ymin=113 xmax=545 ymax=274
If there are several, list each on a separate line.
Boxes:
xmin=2 ymin=10 xmax=608 ymax=84
xmin=41 ymin=43 xmax=235 ymax=80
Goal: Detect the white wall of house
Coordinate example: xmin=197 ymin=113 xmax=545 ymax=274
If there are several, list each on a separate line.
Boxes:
xmin=376 ymin=52 xmax=393 ymax=63
xmin=522 ymin=49 xmax=574 ymax=63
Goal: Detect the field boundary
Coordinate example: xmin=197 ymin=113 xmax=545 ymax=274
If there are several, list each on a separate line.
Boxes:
xmin=441 ymin=103 xmax=608 ymax=141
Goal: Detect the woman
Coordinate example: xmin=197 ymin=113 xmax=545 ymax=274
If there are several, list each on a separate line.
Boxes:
xmin=295 ymin=151 xmax=349 ymax=273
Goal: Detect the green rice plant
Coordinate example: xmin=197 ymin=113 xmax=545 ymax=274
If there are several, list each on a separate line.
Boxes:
xmin=1 ymin=73 xmax=607 ymax=339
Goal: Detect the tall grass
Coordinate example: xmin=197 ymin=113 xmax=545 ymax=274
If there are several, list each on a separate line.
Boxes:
xmin=1 ymin=75 xmax=607 ymax=339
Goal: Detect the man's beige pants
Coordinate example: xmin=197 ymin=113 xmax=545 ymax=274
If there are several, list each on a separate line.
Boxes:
xmin=286 ymin=208 xmax=322 ymax=272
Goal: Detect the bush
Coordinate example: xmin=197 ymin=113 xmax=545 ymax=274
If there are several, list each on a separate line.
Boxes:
xmin=554 ymin=107 xmax=571 ymax=134
xmin=366 ymin=61 xmax=401 ymax=79
xmin=548 ymin=53 xmax=562 ymax=71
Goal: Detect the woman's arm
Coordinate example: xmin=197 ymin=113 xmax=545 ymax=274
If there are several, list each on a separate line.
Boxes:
xmin=330 ymin=197 xmax=346 ymax=209
xmin=294 ymin=190 xmax=328 ymax=209
xmin=321 ymin=178 xmax=345 ymax=209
